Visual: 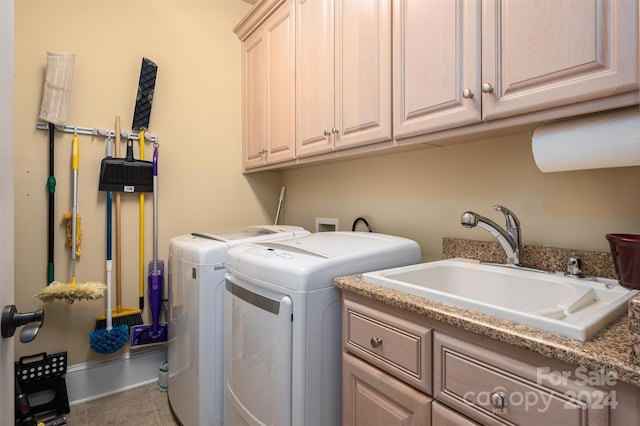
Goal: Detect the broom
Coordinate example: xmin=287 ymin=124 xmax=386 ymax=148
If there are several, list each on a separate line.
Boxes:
xmin=95 ymin=116 xmax=143 ymax=328
xmin=90 ymin=129 xmax=129 ymax=353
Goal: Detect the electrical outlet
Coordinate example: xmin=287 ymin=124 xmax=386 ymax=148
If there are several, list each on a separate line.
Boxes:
xmin=315 ymin=217 xmax=339 ymax=232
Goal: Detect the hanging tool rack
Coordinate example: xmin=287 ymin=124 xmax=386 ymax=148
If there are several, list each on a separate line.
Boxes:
xmin=36 ymin=122 xmax=158 ymax=143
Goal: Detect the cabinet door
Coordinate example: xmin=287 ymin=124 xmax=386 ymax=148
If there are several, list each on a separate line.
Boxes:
xmin=393 ymin=0 xmax=481 ymax=139
xmin=335 ymin=0 xmax=392 ymax=150
xmin=432 ymin=402 xmax=482 ymax=426
xmin=241 ymin=1 xmax=296 ymax=170
xmin=242 ymin=30 xmax=267 ymax=170
xmin=482 ymin=0 xmax=639 ymax=121
xmin=343 ymin=354 xmax=433 ymax=426
xmin=265 ymin=0 xmax=296 ymax=165
xmin=296 ymin=0 xmax=335 ymax=157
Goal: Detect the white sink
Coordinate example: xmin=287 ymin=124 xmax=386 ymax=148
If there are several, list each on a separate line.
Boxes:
xmin=362 ymin=258 xmax=639 ymax=341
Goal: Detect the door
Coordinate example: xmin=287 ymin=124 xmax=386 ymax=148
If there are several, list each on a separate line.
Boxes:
xmin=224 ymin=276 xmax=293 ymax=426
xmin=392 ymin=0 xmax=481 ymax=139
xmin=335 ymin=0 xmax=392 ymax=150
xmin=296 ymin=0 xmax=335 ymax=157
xmin=242 ymin=0 xmax=297 ymax=170
xmin=0 ymin=0 xmax=15 ymax=422
xmin=343 ymin=354 xmax=433 ymax=426
xmin=242 ymin=29 xmax=268 ymax=169
xmin=482 ymin=0 xmax=639 ymax=120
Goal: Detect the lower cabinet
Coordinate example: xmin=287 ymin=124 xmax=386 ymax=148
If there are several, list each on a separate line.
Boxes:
xmin=432 ymin=401 xmax=481 ymax=426
xmin=342 ymin=292 xmax=639 ymax=426
xmin=343 ymin=353 xmax=432 ymax=426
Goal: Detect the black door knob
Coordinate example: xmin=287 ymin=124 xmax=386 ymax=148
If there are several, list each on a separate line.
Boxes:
xmin=1 ymin=305 xmax=45 ymax=343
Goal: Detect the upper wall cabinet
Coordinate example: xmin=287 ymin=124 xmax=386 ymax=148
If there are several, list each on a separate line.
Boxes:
xmin=393 ymin=0 xmax=639 ymax=140
xmin=296 ymin=0 xmax=392 ymax=158
xmin=237 ymin=0 xmax=296 ymax=170
xmin=393 ymin=0 xmax=482 ymax=139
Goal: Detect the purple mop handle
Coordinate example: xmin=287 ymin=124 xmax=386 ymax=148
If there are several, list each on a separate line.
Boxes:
xmin=150 ymin=143 xmax=161 ymax=336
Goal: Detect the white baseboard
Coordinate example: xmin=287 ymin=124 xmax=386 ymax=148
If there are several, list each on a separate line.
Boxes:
xmin=65 ymin=347 xmax=167 ymax=406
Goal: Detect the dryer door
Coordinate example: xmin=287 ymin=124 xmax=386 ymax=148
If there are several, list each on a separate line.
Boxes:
xmin=224 ymin=275 xmax=293 ymax=426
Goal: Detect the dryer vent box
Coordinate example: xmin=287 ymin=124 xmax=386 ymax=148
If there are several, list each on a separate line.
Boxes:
xmin=315 ymin=217 xmax=339 ymax=232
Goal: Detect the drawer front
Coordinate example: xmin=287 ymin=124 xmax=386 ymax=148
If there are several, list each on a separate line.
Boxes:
xmin=344 ymin=297 xmax=432 ymax=394
xmin=434 ymin=332 xmax=610 ymax=426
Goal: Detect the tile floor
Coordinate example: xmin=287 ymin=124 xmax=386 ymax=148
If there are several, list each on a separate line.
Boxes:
xmin=63 ymin=383 xmax=180 ymax=426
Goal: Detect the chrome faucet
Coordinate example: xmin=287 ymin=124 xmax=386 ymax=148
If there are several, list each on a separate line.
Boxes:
xmin=460 ymin=205 xmax=523 ymax=266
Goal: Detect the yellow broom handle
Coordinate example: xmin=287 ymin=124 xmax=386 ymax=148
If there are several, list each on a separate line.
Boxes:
xmin=139 ymin=131 xmax=145 ymax=307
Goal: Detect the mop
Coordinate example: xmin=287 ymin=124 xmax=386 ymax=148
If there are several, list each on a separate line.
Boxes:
xmin=90 ymin=132 xmax=129 ymax=354
xmin=131 ymin=143 xmax=167 ymax=346
xmin=36 ymin=133 xmax=106 ymax=302
xmin=39 ymin=51 xmax=75 ymax=285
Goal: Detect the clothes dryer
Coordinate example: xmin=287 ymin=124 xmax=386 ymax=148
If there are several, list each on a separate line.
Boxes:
xmin=223 ymin=232 xmax=421 ymax=426
xmin=167 ymin=225 xmax=309 ymax=426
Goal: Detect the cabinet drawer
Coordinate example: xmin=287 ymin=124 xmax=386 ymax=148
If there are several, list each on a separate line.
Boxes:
xmin=433 ymin=332 xmax=610 ymax=426
xmin=343 ymin=297 xmax=432 ymax=394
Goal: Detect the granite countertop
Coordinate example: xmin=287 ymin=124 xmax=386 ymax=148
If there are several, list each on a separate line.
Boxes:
xmin=334 ymin=274 xmax=640 ymax=388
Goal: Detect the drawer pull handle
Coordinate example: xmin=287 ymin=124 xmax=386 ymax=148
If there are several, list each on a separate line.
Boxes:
xmin=490 ymin=391 xmax=507 ymax=409
xmin=370 ymin=337 xmax=382 ymax=348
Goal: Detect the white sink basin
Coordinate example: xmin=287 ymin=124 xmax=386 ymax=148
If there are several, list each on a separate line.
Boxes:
xmin=362 ymin=258 xmax=638 ymax=341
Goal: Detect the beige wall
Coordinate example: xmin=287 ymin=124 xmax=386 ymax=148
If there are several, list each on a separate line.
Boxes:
xmin=12 ymin=1 xmax=279 ymax=365
xmin=12 ymin=0 xmax=640 ymax=369
xmin=282 ymin=130 xmax=640 ymax=261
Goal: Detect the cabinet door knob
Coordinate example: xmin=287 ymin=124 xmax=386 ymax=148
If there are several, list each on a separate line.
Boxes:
xmin=481 ymin=83 xmax=494 ymax=93
xmin=323 ymin=130 xmax=331 ymax=137
xmin=462 ymin=88 xmax=474 ymax=99
xmin=370 ymin=337 xmax=382 ymax=348
xmin=490 ymin=391 xmax=507 ymax=409
xmin=331 ymin=128 xmax=338 ymax=134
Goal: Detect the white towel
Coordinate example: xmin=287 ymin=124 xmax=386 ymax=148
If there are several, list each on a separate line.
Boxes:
xmin=39 ymin=51 xmax=76 ymax=125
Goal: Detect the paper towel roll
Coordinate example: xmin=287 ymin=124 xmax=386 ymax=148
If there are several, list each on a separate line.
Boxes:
xmin=532 ymin=107 xmax=640 ymax=172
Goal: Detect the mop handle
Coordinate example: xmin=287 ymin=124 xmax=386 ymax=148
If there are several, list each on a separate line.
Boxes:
xmin=106 ymin=134 xmax=113 ymax=330
xmin=115 ymin=116 xmax=123 ymax=310
xmin=139 ymin=131 xmax=145 ymax=308
xmin=70 ymin=133 xmax=79 ymax=286
xmin=153 ymin=143 xmax=159 ymax=274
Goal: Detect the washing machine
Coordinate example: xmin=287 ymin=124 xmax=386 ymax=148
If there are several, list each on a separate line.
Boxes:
xmin=223 ymin=231 xmax=421 ymax=426
xmin=167 ymin=225 xmax=309 ymax=426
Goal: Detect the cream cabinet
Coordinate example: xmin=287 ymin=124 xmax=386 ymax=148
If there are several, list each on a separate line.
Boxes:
xmin=342 ymin=292 xmax=640 ymax=426
xmin=239 ymin=0 xmax=296 ymax=170
xmin=343 ymin=354 xmax=433 ymax=426
xmin=392 ymin=0 xmax=482 ymax=139
xmin=393 ymin=0 xmax=639 ymax=140
xmin=433 ymin=332 xmax=610 ymax=426
xmin=295 ymin=0 xmax=392 ymax=158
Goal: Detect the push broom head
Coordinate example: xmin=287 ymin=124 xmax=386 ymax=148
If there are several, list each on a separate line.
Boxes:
xmin=39 ymin=51 xmax=75 ymax=126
